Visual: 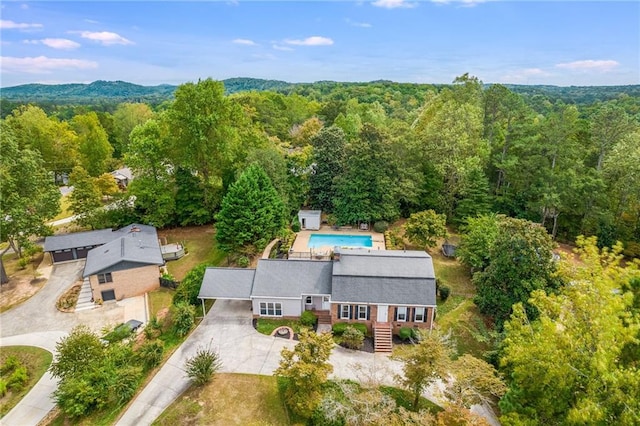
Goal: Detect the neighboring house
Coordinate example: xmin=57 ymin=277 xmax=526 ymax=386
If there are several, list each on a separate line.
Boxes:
xmin=199 ymin=248 xmax=436 ymax=352
xmin=44 ymin=224 xmax=164 ymax=302
xmin=111 ymin=166 xmax=134 ymax=188
xmin=297 ymin=210 xmax=322 ymax=230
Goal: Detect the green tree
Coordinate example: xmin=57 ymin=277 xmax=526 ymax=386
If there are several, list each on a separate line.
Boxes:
xmin=173 ymin=168 xmax=209 ymax=226
xmin=309 ymin=126 xmax=346 ymax=211
xmin=404 ymin=210 xmax=448 ymax=251
xmin=590 ymin=102 xmax=636 ymax=171
xmin=94 ymin=173 xmax=119 ymax=197
xmin=112 ymin=102 xmax=154 ymax=158
xmin=473 ymin=217 xmax=560 ymax=330
xmin=171 ymin=302 xmax=196 ymax=337
xmin=445 ymin=354 xmax=506 ymax=409
xmin=49 ymin=325 xmax=104 ymax=381
xmin=0 ymin=123 xmax=60 ymax=259
xmin=500 ymin=237 xmax=640 ymax=425
xmin=72 ymin=112 xmax=114 ymax=177
xmin=333 ymin=124 xmax=400 ymax=224
xmin=275 ymin=329 xmax=334 ymax=418
xmin=126 ymin=118 xmax=176 ymax=227
xmin=215 ymin=164 xmax=285 ymax=254
xmin=457 ymin=213 xmax=501 ymax=271
xmin=173 ymin=263 xmax=209 ymax=306
xmin=394 ymin=330 xmax=452 ymax=411
xmin=454 ymin=165 xmax=493 ymax=224
xmin=68 ymin=166 xmax=102 ymax=229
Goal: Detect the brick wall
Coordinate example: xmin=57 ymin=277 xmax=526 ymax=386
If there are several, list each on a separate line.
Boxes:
xmin=90 ymin=264 xmax=160 ymax=302
xmin=330 ymin=303 xmax=434 ymax=334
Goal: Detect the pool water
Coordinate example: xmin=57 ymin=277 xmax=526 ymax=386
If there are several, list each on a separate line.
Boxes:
xmin=308 ymin=234 xmax=373 ymax=249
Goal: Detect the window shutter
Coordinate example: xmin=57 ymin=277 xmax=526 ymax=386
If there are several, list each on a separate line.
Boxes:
xmin=367 ymin=306 xmax=371 ymax=320
xmin=394 ymin=307 xmax=398 ymax=321
xmin=337 ymin=304 xmax=341 ymax=318
xmin=411 ymin=308 xmax=415 ymax=322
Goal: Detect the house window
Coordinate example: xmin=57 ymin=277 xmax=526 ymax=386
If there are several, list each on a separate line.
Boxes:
xmin=357 ymin=305 xmax=368 ymax=320
xmin=414 ymin=307 xmax=425 ymax=323
xmin=259 ymin=302 xmax=283 ymax=317
xmin=340 ymin=305 xmax=351 ymax=320
xmin=305 ymin=296 xmax=313 ymax=305
xmin=396 ymin=306 xmax=407 ymax=322
xmin=97 ymin=273 xmax=113 ymax=284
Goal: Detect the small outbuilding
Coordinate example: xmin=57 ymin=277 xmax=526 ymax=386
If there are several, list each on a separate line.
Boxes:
xmin=297 ymin=210 xmax=321 ymax=231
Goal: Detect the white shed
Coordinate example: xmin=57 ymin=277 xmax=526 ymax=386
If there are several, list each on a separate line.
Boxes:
xmin=298 ymin=210 xmax=322 ymax=230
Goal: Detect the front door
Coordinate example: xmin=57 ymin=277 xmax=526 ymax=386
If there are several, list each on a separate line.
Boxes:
xmin=322 ymin=296 xmax=330 ymax=310
xmin=377 ymin=305 xmax=388 ymax=322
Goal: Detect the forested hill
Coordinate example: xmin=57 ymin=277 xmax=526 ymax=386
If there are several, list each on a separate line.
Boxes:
xmin=2 ymin=78 xmax=639 ymax=106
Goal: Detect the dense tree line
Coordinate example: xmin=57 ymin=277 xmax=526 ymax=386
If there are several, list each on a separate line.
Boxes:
xmin=2 ymin=76 xmax=639 ymax=258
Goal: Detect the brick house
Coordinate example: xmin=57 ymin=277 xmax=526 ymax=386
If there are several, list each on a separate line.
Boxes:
xmin=45 ymin=224 xmax=164 ymax=302
xmin=199 ymin=248 xmax=436 ymax=352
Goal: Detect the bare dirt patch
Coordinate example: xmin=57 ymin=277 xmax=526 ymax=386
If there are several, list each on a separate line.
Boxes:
xmin=0 ymin=253 xmax=48 ymax=314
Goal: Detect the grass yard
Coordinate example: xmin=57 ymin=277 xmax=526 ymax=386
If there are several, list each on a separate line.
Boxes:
xmin=255 ymin=318 xmax=310 ymax=336
xmin=51 ymin=195 xmax=72 ymax=222
xmin=153 ymin=373 xmax=291 ymax=426
xmin=0 ymin=346 xmax=53 ymax=418
xmin=437 ymin=299 xmax=494 ymax=358
xmin=148 ymin=287 xmax=174 ymax=318
xmin=158 ymin=226 xmax=226 ymax=281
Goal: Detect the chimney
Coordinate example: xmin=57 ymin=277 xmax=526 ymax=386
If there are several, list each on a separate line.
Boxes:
xmin=333 ymin=247 xmax=340 ymax=261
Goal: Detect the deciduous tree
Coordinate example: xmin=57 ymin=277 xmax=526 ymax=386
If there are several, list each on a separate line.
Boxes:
xmin=308 ymin=126 xmax=346 ymax=211
xmin=404 ymin=209 xmax=448 ymax=251
xmin=72 ymin=112 xmax=114 ymax=177
xmin=68 ymin=166 xmax=102 ymax=229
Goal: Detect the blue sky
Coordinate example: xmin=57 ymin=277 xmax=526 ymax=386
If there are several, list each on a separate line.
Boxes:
xmin=1 ymin=1 xmax=638 ymax=87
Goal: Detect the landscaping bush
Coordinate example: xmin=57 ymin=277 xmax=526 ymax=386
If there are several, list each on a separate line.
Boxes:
xmin=341 ymin=326 xmax=365 ymax=350
xmin=7 ymin=366 xmax=28 ymax=391
xmin=237 ymin=255 xmax=250 ymax=268
xmin=185 ymin=346 xmax=222 ymax=386
xmin=439 ymin=285 xmax=451 ymax=302
xmin=144 ymin=316 xmax=162 ymax=339
xmin=300 ymin=310 xmax=318 ymax=327
xmin=172 ymin=302 xmax=195 ymax=337
xmin=173 ymin=263 xmax=208 ymax=306
xmin=332 ymin=322 xmax=367 ymax=336
xmin=138 ymin=340 xmax=164 ymax=371
xmin=101 ymin=323 xmax=134 ymax=344
xmin=1 ymin=356 xmax=20 ymax=375
xmin=291 ymin=219 xmax=301 ymax=233
xmin=373 ymin=221 xmax=389 ymax=233
xmin=398 ymin=327 xmax=414 ymax=341
xmin=0 ymin=379 xmax=6 ymax=397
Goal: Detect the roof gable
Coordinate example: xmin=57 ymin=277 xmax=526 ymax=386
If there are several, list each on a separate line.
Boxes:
xmin=251 ymin=259 xmax=332 ymax=298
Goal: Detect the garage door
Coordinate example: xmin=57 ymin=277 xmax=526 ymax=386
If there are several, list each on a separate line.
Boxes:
xmin=52 ymin=249 xmax=74 ymax=263
xmin=76 ymin=247 xmax=90 ymax=259
xmin=101 ymin=290 xmax=116 ymax=302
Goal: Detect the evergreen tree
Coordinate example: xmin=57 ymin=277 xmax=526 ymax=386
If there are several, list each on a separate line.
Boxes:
xmin=215 ymin=164 xmax=285 ymax=254
xmin=455 ymin=166 xmax=493 ymax=224
xmin=308 ymin=126 xmax=346 ymax=211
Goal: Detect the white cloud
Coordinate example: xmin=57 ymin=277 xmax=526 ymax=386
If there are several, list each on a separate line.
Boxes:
xmin=556 ymin=60 xmax=619 ymax=72
xmin=233 ymin=38 xmax=257 ymax=46
xmin=84 ymin=19 xmax=99 ymax=24
xmin=346 ymin=18 xmax=372 ymax=28
xmin=21 ymin=3 xmax=29 ymax=9
xmin=74 ymin=31 xmax=133 ymax=45
xmin=24 ymin=38 xmax=81 ymax=49
xmin=372 ymin=0 xmax=418 ymax=9
xmin=501 ymin=68 xmax=552 ymax=83
xmin=284 ymin=36 xmax=333 ymax=46
xmin=0 ymin=19 xmax=43 ymax=30
xmin=272 ymin=44 xmax=293 ymax=51
xmin=1 ymin=56 xmax=98 ymax=74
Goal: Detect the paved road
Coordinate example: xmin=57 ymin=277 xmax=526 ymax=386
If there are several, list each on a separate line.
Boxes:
xmin=0 ymin=332 xmax=66 ymax=426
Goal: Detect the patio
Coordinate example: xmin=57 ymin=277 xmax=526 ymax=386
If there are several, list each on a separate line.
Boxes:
xmin=290 ymin=225 xmax=385 ymax=257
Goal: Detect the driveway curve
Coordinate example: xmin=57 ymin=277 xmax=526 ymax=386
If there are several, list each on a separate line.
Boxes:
xmin=0 ymin=331 xmax=67 ymax=426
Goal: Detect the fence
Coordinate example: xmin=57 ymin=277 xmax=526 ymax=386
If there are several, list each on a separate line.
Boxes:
xmin=288 ymin=251 xmax=332 ymax=261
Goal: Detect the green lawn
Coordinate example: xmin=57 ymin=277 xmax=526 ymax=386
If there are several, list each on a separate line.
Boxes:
xmin=159 ymin=226 xmax=226 ymax=281
xmin=153 ymin=373 xmax=291 ymax=426
xmin=255 ymin=318 xmax=309 ymax=336
xmin=0 ymin=346 xmax=53 ymax=418
xmin=51 ymin=194 xmax=72 ymax=222
xmin=148 ymin=287 xmax=174 ymax=318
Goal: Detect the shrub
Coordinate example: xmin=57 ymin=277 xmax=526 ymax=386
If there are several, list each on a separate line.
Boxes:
xmin=300 ymin=310 xmax=318 ymax=327
xmin=7 ymin=366 xmax=28 ymax=391
xmin=1 ymin=355 xmax=20 ymax=375
xmin=291 ymin=219 xmax=301 ymax=232
xmin=439 ymin=285 xmax=451 ymax=302
xmin=332 ymin=322 xmax=367 ymax=336
xmin=138 ymin=340 xmax=164 ymax=370
xmin=341 ymin=326 xmax=365 ymax=350
xmin=18 ymin=256 xmax=30 ymax=270
xmin=172 ymin=302 xmax=195 ymax=337
xmin=237 ymin=255 xmax=250 ymax=268
xmin=101 ymin=323 xmax=134 ymax=344
xmin=398 ymin=327 xmax=414 ymax=341
xmin=373 ymin=221 xmax=389 ymax=233
xmin=185 ymin=346 xmax=222 ymax=386
xmin=0 ymin=379 xmax=6 ymax=397
xmin=144 ymin=316 xmax=162 ymax=339
xmin=173 ymin=263 xmax=208 ymax=306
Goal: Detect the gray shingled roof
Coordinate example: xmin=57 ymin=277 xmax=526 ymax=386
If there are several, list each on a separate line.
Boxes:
xmin=199 ymin=268 xmax=256 ymax=300
xmin=44 ymin=229 xmax=116 ymax=252
xmin=331 ymin=276 xmax=436 ymax=306
xmin=251 ymin=259 xmax=332 ymax=298
xmin=83 ymin=224 xmax=163 ymax=277
xmin=298 ymin=210 xmax=321 ymax=217
xmin=333 ymin=249 xmax=435 ymax=279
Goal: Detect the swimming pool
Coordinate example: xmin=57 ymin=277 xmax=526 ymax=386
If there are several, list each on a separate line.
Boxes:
xmin=308 ymin=234 xmax=373 ymax=249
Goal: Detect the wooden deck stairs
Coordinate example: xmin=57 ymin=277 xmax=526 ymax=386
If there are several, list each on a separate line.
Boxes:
xmin=374 ymin=322 xmax=393 ymax=353
xmin=312 ymin=310 xmax=332 ymax=325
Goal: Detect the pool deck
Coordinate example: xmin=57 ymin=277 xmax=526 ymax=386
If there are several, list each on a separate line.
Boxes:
xmin=291 ymin=226 xmax=385 ymax=256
